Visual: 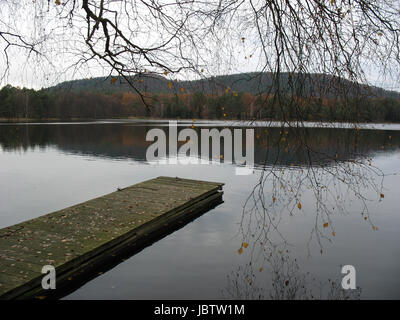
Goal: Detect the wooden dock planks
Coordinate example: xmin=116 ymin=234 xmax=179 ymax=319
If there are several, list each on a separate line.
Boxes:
xmin=0 ymin=176 xmax=224 ymax=299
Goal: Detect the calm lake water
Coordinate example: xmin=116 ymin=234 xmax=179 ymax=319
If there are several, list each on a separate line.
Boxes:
xmin=0 ymin=120 xmax=399 ymax=299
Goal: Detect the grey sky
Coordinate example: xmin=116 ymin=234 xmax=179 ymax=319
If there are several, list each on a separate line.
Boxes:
xmin=1 ymin=0 xmax=399 ymax=92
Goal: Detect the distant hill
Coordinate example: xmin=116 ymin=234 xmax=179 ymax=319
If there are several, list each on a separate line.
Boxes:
xmin=3 ymin=72 xmax=400 ymax=122
xmin=52 ymin=72 xmax=400 ymax=99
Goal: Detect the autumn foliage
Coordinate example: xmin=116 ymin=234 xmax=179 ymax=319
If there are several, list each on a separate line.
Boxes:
xmin=1 ymin=85 xmax=400 ymax=122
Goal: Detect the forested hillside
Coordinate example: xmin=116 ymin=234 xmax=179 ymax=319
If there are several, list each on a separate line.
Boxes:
xmin=54 ymin=72 xmax=400 ymax=99
xmin=1 ymin=73 xmax=400 ymax=122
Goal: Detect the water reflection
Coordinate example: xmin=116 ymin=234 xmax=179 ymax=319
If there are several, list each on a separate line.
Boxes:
xmin=0 ymin=123 xmax=399 ymax=167
xmin=223 ymin=244 xmax=362 ymax=300
xmin=1 ymin=121 xmax=399 ymax=299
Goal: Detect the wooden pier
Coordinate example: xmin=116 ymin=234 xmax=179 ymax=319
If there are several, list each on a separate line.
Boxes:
xmin=0 ymin=176 xmax=224 ymax=299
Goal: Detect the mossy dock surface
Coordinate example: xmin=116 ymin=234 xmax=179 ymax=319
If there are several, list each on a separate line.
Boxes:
xmin=0 ymin=176 xmax=224 ymax=299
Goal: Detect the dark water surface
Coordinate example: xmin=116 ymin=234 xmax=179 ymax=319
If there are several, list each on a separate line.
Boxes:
xmin=0 ymin=120 xmax=399 ymax=299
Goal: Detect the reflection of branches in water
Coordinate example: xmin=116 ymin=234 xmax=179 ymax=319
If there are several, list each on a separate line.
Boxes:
xmin=239 ymin=126 xmax=387 ymax=256
xmin=233 ymin=126 xmax=383 ymax=300
xmin=222 ymin=263 xmax=264 ymax=300
xmin=223 ymin=246 xmax=361 ymax=300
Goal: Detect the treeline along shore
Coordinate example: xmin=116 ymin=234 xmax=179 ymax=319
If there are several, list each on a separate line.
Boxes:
xmin=1 ymin=73 xmax=400 ymax=122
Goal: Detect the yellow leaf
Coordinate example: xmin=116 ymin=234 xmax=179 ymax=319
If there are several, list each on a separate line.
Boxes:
xmin=238 ymin=248 xmax=243 ymax=255
xmin=163 ymin=70 xmax=168 ymax=76
xmin=332 ymin=232 xmax=336 ymax=237
xmin=272 ymin=196 xmax=276 ymax=202
xmin=243 ymin=242 xmax=248 ymax=248
xmin=168 ymin=81 xmax=173 ymax=89
xmin=55 ymin=0 xmax=61 ymax=5
xmin=111 ymin=77 xmax=117 ymax=84
xmin=297 ymin=202 xmax=302 ymax=209
xmin=180 ymin=87 xmax=185 ymax=92
xmin=323 ymin=223 xmax=328 ymax=228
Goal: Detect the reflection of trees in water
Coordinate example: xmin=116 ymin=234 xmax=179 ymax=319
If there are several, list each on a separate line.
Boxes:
xmin=223 ymin=245 xmax=361 ymax=300
xmin=252 ymin=126 xmax=400 ymax=167
xmin=0 ymin=124 xmax=399 ymax=166
xmin=0 ymin=124 xmax=152 ymax=160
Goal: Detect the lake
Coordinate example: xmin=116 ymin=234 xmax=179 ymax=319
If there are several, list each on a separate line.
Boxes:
xmin=0 ymin=120 xmax=399 ymax=299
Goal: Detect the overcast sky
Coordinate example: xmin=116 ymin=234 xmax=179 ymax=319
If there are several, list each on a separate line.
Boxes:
xmin=1 ymin=0 xmax=399 ymax=92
